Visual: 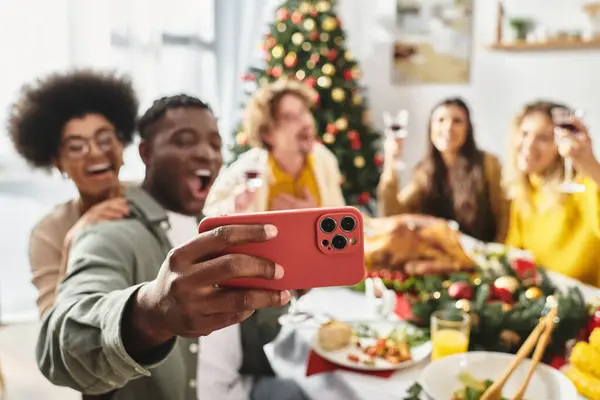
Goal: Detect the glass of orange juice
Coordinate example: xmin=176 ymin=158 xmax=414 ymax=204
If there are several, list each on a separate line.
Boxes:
xmin=430 ymin=309 xmax=470 ymax=361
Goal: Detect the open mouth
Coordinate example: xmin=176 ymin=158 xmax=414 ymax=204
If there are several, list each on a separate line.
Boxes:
xmin=188 ymin=168 xmax=215 ymax=200
xmin=86 ymin=163 xmax=114 ymax=176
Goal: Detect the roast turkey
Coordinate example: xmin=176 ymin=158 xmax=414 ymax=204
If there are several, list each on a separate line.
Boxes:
xmin=363 ymin=214 xmax=476 ymax=276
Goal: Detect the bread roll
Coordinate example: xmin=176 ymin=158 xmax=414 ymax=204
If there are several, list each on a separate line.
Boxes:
xmin=317 ymin=321 xmax=353 ymax=351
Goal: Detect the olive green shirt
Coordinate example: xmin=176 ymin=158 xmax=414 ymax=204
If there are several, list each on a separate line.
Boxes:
xmin=36 ymin=186 xmax=283 ymax=400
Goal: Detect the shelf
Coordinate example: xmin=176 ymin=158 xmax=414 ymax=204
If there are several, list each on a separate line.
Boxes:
xmin=487 ymin=39 xmax=600 ymax=52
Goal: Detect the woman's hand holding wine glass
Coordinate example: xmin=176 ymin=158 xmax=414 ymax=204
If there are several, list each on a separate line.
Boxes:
xmin=382 ymin=110 xmax=409 ymax=172
xmin=555 ymin=117 xmax=597 ymax=175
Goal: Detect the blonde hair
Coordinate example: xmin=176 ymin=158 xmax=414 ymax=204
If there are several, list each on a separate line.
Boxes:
xmin=243 ymin=79 xmax=317 ymax=149
xmin=503 ymin=100 xmax=567 ymax=213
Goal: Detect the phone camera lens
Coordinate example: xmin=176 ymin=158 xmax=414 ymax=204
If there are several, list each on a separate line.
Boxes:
xmin=331 ymin=234 xmax=347 ymax=250
xmin=320 ymin=217 xmax=336 ymax=233
xmin=340 ymin=216 xmax=356 ymax=232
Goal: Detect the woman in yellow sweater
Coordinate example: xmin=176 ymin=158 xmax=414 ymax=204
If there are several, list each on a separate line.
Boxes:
xmin=377 ymin=98 xmax=508 ymax=243
xmin=504 ymin=100 xmax=600 ymax=287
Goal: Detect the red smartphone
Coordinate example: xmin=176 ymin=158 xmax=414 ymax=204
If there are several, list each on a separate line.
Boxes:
xmin=197 ymin=206 xmax=365 ymax=291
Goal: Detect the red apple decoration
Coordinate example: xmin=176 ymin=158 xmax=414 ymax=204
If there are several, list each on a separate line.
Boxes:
xmin=448 ymin=281 xmax=473 ymax=300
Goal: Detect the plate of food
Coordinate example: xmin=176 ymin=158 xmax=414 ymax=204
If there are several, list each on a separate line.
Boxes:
xmin=419 ymin=351 xmax=577 ymax=400
xmin=313 ymin=320 xmax=432 ymax=371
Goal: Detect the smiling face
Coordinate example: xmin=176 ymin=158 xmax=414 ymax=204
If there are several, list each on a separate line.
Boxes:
xmin=429 ymin=104 xmax=469 ymax=155
xmin=263 ymin=93 xmax=316 ymax=155
xmin=515 ymin=111 xmax=559 ymax=175
xmin=139 ymin=107 xmax=222 ymax=216
xmin=55 ymin=113 xmax=124 ymax=198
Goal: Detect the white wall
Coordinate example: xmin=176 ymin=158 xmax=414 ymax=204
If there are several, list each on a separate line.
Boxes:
xmin=339 ymin=0 xmax=600 ymax=176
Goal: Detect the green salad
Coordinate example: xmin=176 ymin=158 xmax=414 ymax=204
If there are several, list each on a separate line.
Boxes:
xmin=451 ymin=372 xmax=509 ymax=400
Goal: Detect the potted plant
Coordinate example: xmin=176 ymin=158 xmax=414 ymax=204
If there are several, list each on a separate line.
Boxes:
xmin=509 ymin=17 xmax=535 ymax=41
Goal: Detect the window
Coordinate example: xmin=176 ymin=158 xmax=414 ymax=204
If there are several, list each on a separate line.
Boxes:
xmin=109 ymin=0 xmax=217 ymax=180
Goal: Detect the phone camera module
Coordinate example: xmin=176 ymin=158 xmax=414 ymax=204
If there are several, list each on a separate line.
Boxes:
xmin=320 ymin=217 xmax=336 ymax=233
xmin=340 ymin=216 xmax=356 ymax=232
xmin=331 ymin=234 xmax=347 ymax=250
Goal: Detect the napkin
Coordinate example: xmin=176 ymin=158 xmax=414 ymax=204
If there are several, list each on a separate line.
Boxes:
xmin=305 ymin=350 xmax=396 ymax=378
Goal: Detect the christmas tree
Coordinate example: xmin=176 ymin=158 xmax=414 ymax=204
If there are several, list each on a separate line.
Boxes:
xmin=229 ymin=0 xmax=383 ymax=211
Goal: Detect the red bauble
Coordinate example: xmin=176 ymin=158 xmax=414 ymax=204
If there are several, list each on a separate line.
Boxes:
xmin=309 ymin=54 xmax=320 ymax=63
xmin=513 ymin=259 xmax=537 ymax=282
xmin=284 ymin=55 xmax=297 ymax=68
xmin=448 ymin=282 xmax=474 ymax=300
xmin=310 ymin=31 xmax=319 ymax=40
xmin=305 ymin=77 xmax=317 ymax=87
xmin=291 ymin=11 xmax=303 ymax=24
xmin=347 ymin=130 xmax=359 ymax=141
xmin=326 ymin=123 xmax=338 ymax=134
xmin=277 ymin=8 xmax=290 ymax=20
xmin=271 ymin=66 xmax=283 ymax=78
xmin=358 ymin=192 xmax=370 ymax=204
xmin=343 ymin=69 xmax=353 ymax=81
xmin=350 ymin=139 xmax=362 ymax=150
xmin=327 ymin=49 xmax=337 ymax=61
xmin=492 ymin=286 xmax=514 ymax=303
xmin=374 ymin=153 xmax=384 ymax=167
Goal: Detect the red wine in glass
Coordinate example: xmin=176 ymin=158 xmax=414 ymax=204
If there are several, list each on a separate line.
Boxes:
xmin=555 ymin=122 xmax=579 ymax=133
xmin=245 ymin=170 xmax=263 ymax=190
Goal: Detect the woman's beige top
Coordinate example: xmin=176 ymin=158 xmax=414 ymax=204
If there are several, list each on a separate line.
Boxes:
xmin=376 ymin=151 xmax=509 ymax=243
xmin=29 ymin=200 xmax=81 ymax=317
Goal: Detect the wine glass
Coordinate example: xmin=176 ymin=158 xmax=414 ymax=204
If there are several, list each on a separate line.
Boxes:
xmin=278 ymin=290 xmax=308 ymax=325
xmin=243 ymin=151 xmax=268 ymax=192
xmin=551 ymin=107 xmax=586 ymax=194
xmin=382 ymin=110 xmax=409 ymax=171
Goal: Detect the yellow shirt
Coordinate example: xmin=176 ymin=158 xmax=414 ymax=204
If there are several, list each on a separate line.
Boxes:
xmin=267 ymin=154 xmax=321 ymax=210
xmin=506 ymin=176 xmax=600 ymax=287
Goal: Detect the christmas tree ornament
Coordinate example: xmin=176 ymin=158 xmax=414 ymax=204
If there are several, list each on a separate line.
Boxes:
xmin=271 ymin=66 xmax=283 ymax=78
xmin=303 ymin=18 xmax=316 ymax=31
xmin=310 ymin=31 xmax=319 ymax=40
xmin=317 ymin=0 xmax=331 ymax=12
xmin=501 ymin=302 xmax=513 ymax=312
xmin=351 ymin=66 xmax=362 ymax=79
xmin=331 ymin=87 xmax=345 ymax=101
xmin=309 ymin=6 xmax=318 ymax=17
xmin=494 ymin=276 xmax=519 ymax=293
xmin=350 ymin=139 xmax=362 ymax=150
xmin=321 ymin=63 xmax=335 ymax=75
xmin=272 ymin=45 xmax=284 ymax=58
xmin=319 ymin=47 xmax=330 ymax=56
xmin=277 ymin=23 xmax=287 ymax=33
xmin=448 ymin=281 xmax=474 ymax=300
xmin=354 ymin=156 xmax=366 ymax=168
xmin=335 ymin=117 xmax=348 ymax=131
xmin=433 ymin=291 xmax=441 ymax=300
xmin=299 ymin=2 xmax=311 ymax=13
xmin=291 ymin=11 xmax=303 ymax=24
xmin=291 ymin=32 xmax=304 ymax=45
xmin=455 ymin=299 xmax=472 ymax=313
xmin=301 ymin=42 xmax=312 ymax=51
xmin=284 ymin=52 xmax=298 ymax=67
xmin=325 ymin=123 xmax=338 ymax=134
xmin=343 ymin=69 xmax=353 ymax=81
xmin=525 ymin=286 xmax=543 ymax=300
xmin=352 ymin=93 xmax=362 ymax=105
xmin=327 ymin=49 xmax=337 ymax=61
xmin=309 ymin=53 xmax=320 ymax=63
xmin=317 ymin=75 xmax=332 ymax=88
xmin=277 ymin=8 xmax=290 ymax=20
xmin=334 ymin=36 xmax=344 ymax=46
xmin=320 ymin=32 xmax=330 ymax=42
xmin=322 ymin=133 xmax=335 ymax=144
xmin=304 ymin=76 xmax=316 ymax=87
xmin=322 ymin=16 xmax=338 ymax=31
xmin=306 ymin=60 xmax=316 ymax=69
xmin=345 ymin=50 xmax=354 ymax=60
xmin=373 ymin=153 xmax=384 ymax=167
xmin=295 ymin=70 xmax=306 ymax=80
xmin=347 ymin=130 xmax=359 ymax=141
xmin=472 ymin=276 xmax=482 ymax=285
xmin=442 ymin=280 xmax=452 ymax=288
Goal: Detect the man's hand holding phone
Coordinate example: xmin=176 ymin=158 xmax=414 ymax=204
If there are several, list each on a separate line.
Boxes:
xmin=124 ymin=223 xmax=290 ymax=355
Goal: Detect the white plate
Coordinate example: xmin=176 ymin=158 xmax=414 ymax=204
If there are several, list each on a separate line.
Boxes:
xmin=312 ymin=321 xmax=432 ymax=372
xmin=419 ymin=351 xmax=577 ymax=400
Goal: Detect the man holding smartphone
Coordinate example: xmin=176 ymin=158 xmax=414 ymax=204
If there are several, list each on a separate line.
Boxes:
xmin=36 ymin=94 xmax=307 ymax=400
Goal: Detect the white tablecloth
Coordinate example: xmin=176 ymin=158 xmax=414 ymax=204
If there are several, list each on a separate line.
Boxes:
xmin=265 ymin=271 xmax=596 ymax=400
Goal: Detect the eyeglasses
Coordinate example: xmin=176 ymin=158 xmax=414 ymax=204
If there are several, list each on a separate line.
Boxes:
xmin=60 ymin=130 xmax=121 ymax=160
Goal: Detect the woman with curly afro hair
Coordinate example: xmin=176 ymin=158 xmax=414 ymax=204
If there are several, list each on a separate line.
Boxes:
xmin=8 ymin=69 xmax=139 ymax=318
